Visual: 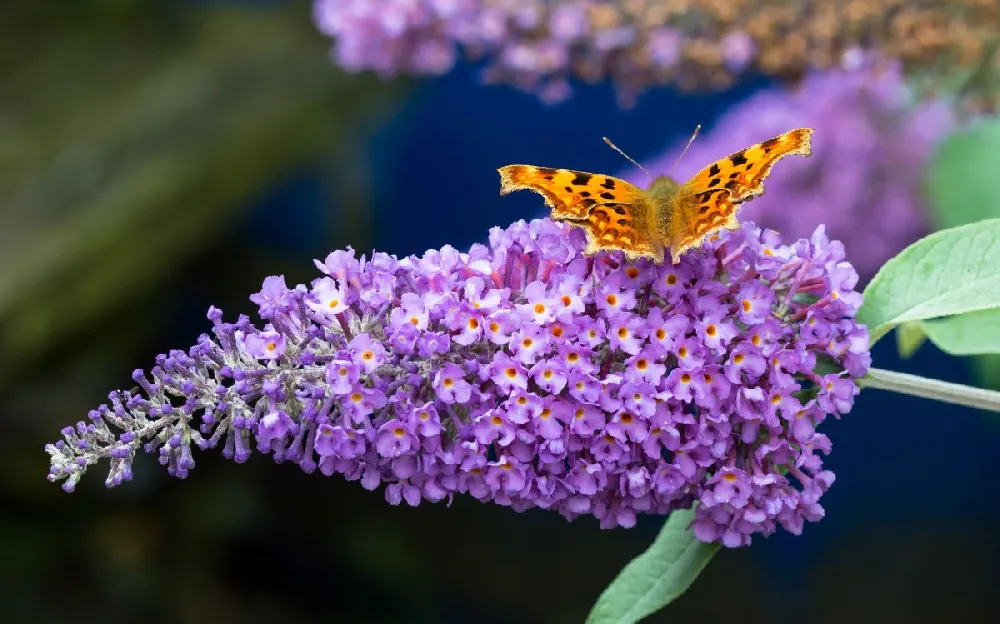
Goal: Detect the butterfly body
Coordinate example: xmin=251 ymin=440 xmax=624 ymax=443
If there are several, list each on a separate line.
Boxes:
xmin=498 ymin=128 xmax=813 ymax=264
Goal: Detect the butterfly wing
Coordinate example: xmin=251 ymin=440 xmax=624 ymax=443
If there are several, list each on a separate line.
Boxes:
xmin=666 ymin=128 xmax=813 ymax=263
xmin=577 ymin=202 xmax=663 ymax=262
xmin=498 ymin=165 xmax=650 ymax=221
xmin=497 ymin=165 xmax=661 ymax=261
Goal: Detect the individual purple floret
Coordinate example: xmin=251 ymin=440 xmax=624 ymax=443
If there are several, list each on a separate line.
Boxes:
xmin=623 ymin=62 xmax=955 ymax=279
xmin=46 ymin=217 xmax=869 ymax=547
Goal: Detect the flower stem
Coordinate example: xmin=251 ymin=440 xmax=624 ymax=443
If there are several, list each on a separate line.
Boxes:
xmin=860 ymin=367 xmax=1000 ymax=414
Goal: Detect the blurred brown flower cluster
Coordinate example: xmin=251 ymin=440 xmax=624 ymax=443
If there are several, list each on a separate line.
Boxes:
xmin=612 ymin=0 xmax=1000 ymax=107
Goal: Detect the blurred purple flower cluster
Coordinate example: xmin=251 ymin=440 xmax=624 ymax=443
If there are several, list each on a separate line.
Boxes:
xmin=312 ymin=0 xmax=999 ymax=109
xmin=312 ymin=0 xmax=756 ymax=103
xmin=47 ymin=217 xmax=869 ymax=546
xmin=623 ymin=63 xmax=955 ymax=279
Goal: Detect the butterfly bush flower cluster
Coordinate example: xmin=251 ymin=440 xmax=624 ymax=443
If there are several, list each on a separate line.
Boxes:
xmin=46 ymin=217 xmax=869 ymax=547
xmin=624 ymin=63 xmax=955 ymax=279
xmin=313 ymin=0 xmax=999 ymax=108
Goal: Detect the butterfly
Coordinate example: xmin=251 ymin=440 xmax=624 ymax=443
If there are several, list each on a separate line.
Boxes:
xmin=497 ymin=128 xmax=813 ymax=264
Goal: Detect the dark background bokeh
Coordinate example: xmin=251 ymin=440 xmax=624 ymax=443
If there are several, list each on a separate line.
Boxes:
xmin=4 ymin=2 xmax=1000 ymax=622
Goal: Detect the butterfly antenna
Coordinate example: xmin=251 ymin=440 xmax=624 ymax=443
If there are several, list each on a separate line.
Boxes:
xmin=668 ymin=124 xmax=701 ymax=177
xmin=602 ymin=137 xmax=652 ymax=180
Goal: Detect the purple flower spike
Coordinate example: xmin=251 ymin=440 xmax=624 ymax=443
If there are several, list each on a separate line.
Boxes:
xmin=46 ymin=216 xmax=869 ymax=547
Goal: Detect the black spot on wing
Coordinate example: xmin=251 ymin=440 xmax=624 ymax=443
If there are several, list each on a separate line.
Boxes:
xmin=695 ymin=189 xmax=727 ymax=203
xmin=581 ymin=198 xmax=597 ymax=208
xmin=601 ymin=178 xmax=616 ymax=190
xmin=564 ymin=186 xmax=573 ymax=192
xmin=708 ymin=163 xmax=721 ymax=176
xmin=600 ymin=192 xmax=615 ymax=200
xmin=730 ymin=151 xmax=748 ymax=167
xmin=536 ymin=167 xmax=558 ymax=175
xmin=612 ymin=206 xmax=626 ymax=215
xmin=571 ymin=172 xmax=592 ymax=186
xmin=708 ymin=178 xmax=721 ymax=187
xmin=580 ymin=191 xmax=591 ymax=197
xmin=759 ymin=137 xmax=780 ymax=149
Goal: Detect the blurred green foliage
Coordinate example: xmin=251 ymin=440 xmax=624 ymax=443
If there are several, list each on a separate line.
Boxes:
xmin=925 ymin=117 xmax=1000 ymax=232
xmin=0 ymin=1 xmax=406 ymax=384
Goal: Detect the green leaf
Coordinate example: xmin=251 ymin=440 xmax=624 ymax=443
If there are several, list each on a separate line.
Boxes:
xmin=858 ymin=219 xmax=1000 ymax=345
xmin=925 ymin=118 xmax=1000 ymax=231
xmin=895 ymin=322 xmax=928 ymax=359
xmin=586 ymin=509 xmax=718 ymax=624
xmin=918 ymin=308 xmax=1000 ymax=356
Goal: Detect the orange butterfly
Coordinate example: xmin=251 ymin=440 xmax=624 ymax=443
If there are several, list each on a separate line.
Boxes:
xmin=498 ymin=128 xmax=813 ymax=264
